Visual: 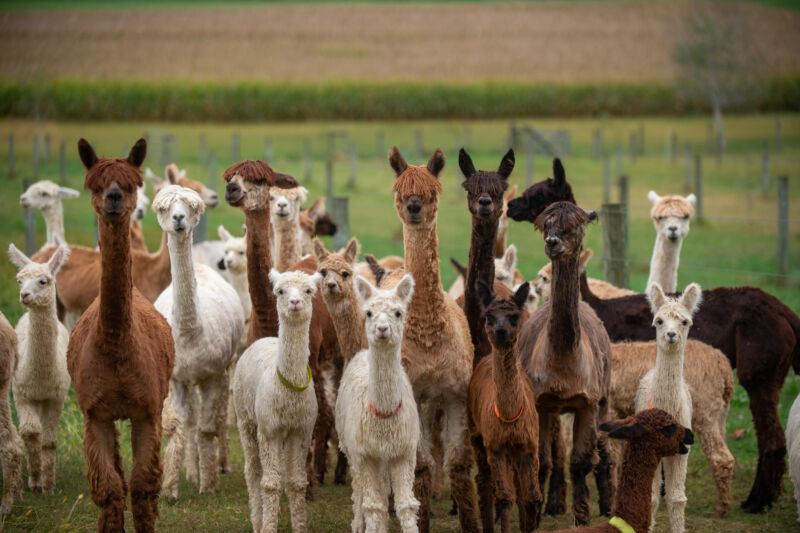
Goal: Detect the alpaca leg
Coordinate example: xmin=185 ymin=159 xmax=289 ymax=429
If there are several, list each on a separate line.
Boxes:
xmin=238 ymin=419 xmax=263 ymax=532
xmin=16 ymin=400 xmax=43 ymax=491
xmin=391 ymin=456 xmax=421 ymax=533
xmin=161 ymin=381 xmax=188 ymax=500
xmin=649 ymin=462 xmax=663 ymax=532
xmin=334 ymin=447 xmax=349 ymax=486
xmin=258 ymin=431 xmax=282 ymax=533
xmin=594 ymin=426 xmax=615 ymax=517
xmin=216 ymin=371 xmax=231 ymax=474
xmin=0 ymin=386 xmax=23 ymax=514
xmin=570 ymin=406 xmax=598 ymax=526
xmin=517 ymin=451 xmax=542 ymax=533
xmin=130 ymin=416 xmax=163 ymax=533
xmin=311 ymin=362 xmax=331 ymax=487
xmin=423 ymin=401 xmax=445 ymax=499
xmin=39 ymin=399 xmax=63 ymax=494
xmin=442 ymin=398 xmax=479 ymax=533
xmin=537 ymin=412 xmax=554 ymax=516
xmin=471 ymin=435 xmax=494 ymax=533
xmin=694 ymin=417 xmax=734 ymax=517
xmin=197 ymin=378 xmax=224 ymax=494
xmin=361 ymin=458 xmax=388 ymax=533
xmin=546 ymin=415 xmax=567 ymax=516
xmin=663 ymin=453 xmax=688 ymax=533
xmin=348 ymin=457 xmax=366 ymax=533
xmin=486 ymin=452 xmax=514 ymax=533
xmin=183 ymin=385 xmax=199 ymax=485
xmin=412 ymin=405 xmax=433 ymax=533
xmin=84 ymin=417 xmax=126 ymax=533
xmin=286 ymin=430 xmax=312 ymax=533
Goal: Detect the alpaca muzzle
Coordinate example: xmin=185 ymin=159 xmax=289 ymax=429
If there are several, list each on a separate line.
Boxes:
xmin=225 ymin=183 xmax=244 ymax=206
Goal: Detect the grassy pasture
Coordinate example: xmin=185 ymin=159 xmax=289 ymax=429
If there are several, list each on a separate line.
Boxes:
xmin=0 ymin=113 xmax=798 ymax=531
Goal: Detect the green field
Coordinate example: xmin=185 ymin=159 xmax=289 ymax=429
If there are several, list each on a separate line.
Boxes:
xmin=0 ymin=113 xmax=798 ymax=531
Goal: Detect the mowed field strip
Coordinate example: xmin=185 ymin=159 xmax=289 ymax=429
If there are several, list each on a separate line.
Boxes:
xmin=1 ymin=1 xmax=799 ymax=83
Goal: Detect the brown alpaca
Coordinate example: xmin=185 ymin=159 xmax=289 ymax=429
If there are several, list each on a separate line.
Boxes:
xmin=516 ymin=201 xmax=613 ymax=526
xmin=494 ymin=184 xmax=518 ymax=259
xmin=0 ymin=312 xmax=23 ymax=515
xmin=385 ymin=146 xmax=479 ymax=533
xmin=129 ymin=219 xmax=148 ymax=252
xmin=146 ymin=163 xmax=220 ymax=209
xmin=468 ymin=281 xmax=542 ymax=533
xmin=548 ymin=409 xmax=694 ymax=533
xmin=67 ymin=139 xmax=175 ymax=533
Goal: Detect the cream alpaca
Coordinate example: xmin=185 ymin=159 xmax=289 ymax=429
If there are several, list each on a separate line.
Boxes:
xmin=448 ymin=245 xmax=517 ymax=302
xmin=534 ymin=249 xmax=635 ymax=302
xmin=646 ymin=191 xmax=696 ymax=293
xmin=19 ymin=180 xmax=80 ymax=249
xmin=337 ymin=274 xmax=420 ymax=533
xmin=635 ymin=282 xmax=701 ymax=533
xmin=8 ymin=243 xmax=71 ymax=494
xmin=270 ymin=186 xmax=309 ymax=271
xmin=152 ymin=186 xmax=244 ymax=498
xmin=0 ymin=312 xmax=23 ymax=514
xmin=233 ymin=269 xmax=321 ymax=533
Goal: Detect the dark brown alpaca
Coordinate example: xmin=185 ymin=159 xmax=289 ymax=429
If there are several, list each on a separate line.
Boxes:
xmin=67 ymin=139 xmax=175 ymax=533
xmin=548 ymin=409 xmax=694 ymax=533
xmin=468 ymin=281 xmax=542 ymax=533
xmin=0 ymin=312 xmax=23 ymax=515
xmin=506 ymin=158 xmax=575 ymax=225
xmin=516 ymin=201 xmax=613 ymax=526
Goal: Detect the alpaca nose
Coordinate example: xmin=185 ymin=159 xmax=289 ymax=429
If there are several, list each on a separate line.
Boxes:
xmin=545 ymin=236 xmax=560 ymax=248
xmin=106 ymin=189 xmax=122 ymax=204
xmin=667 ymin=331 xmax=677 ymax=340
xmin=478 ymin=197 xmax=492 ymax=207
xmin=668 ymin=225 xmax=678 ymax=233
xmin=278 ymin=201 xmax=288 ymax=209
xmin=407 ymin=202 xmax=421 ymax=214
xmin=173 ymin=213 xmax=184 ymax=222
xmin=327 ymin=282 xmax=337 ymax=290
xmin=20 ymin=291 xmax=30 ymax=302
xmin=290 ymin=298 xmax=301 ymax=306
xmin=225 ymin=182 xmax=243 ymax=203
xmin=377 ymin=325 xmax=389 ymax=335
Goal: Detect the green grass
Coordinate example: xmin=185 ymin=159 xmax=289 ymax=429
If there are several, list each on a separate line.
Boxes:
xmin=0 ymin=113 xmax=798 ymax=531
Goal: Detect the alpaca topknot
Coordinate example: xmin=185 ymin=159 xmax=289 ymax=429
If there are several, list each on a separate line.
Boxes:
xmin=650 ymin=195 xmax=696 ymax=220
xmin=151 ymin=184 xmax=206 ymax=216
xmin=223 ymin=160 xmax=299 ymax=189
xmin=533 ymin=201 xmax=597 ymax=233
xmin=84 ymin=158 xmax=144 ymax=194
xmin=392 ymin=166 xmax=443 ymax=201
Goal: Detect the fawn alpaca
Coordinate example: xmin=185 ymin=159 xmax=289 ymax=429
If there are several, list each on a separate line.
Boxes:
xmin=645 ymin=191 xmax=695 ymax=293
xmin=19 ymin=180 xmax=79 ymax=249
xmin=0 ymin=313 xmax=23 ymax=514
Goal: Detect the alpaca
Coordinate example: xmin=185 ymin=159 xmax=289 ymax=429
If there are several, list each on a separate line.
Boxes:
xmin=129 ymin=219 xmax=148 ymax=252
xmin=355 ymin=256 xmax=405 ymax=286
xmin=219 ymin=225 xmax=250 ymax=349
xmin=152 ymin=185 xmax=244 ymax=499
xmin=506 ymin=158 xmax=576 ymax=225
xmin=134 ymin=182 xmax=149 ymax=222
xmin=787 ymin=392 xmax=800 ymax=522
xmin=534 ymin=249 xmax=635 ymax=303
xmin=645 ymin=191 xmax=696 ymax=293
xmin=8 ymin=243 xmax=71 ymax=494
xmin=633 ymin=282 xmax=700 ymax=533
xmin=270 ymin=186 xmax=309 ymax=271
xmin=233 ymin=269 xmax=320 ymax=533
xmin=468 ymin=281 xmax=542 ymax=533
xmin=494 ymin=184 xmax=518 ymax=259
xmin=67 ymin=138 xmax=175 ymax=532
xmin=19 ymin=180 xmax=80 ymax=249
xmin=337 ymin=274 xmax=420 ymax=533
xmin=579 ymin=274 xmax=800 ymax=513
xmin=448 ymin=245 xmax=517 ymax=302
xmin=385 ymin=146 xmax=478 ymax=533
xmin=548 ymin=409 xmax=694 ymax=533
xmin=298 ymin=197 xmax=336 ymax=256
xmin=0 ymin=312 xmax=23 ymax=514
xmin=516 ymin=201 xmax=613 ymax=525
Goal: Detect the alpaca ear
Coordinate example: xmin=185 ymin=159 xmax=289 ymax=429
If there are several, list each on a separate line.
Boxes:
xmin=7 ymin=243 xmax=31 ymax=270
xmin=394 ymin=273 xmax=415 ymax=304
xmin=503 ymin=245 xmax=517 ymax=272
xmin=307 ymin=197 xmax=326 ymax=219
xmin=512 ymin=282 xmax=530 ymax=310
xmin=449 ymin=257 xmax=467 ymax=279
xmin=268 ymin=268 xmax=281 ymax=287
xmin=497 ymin=148 xmax=515 ymax=179
xmin=476 ymin=279 xmax=494 ymax=309
xmin=604 ymin=422 xmax=649 ymax=441
xmin=355 ymin=275 xmax=375 ymax=303
xmin=47 ymin=244 xmax=71 ymax=276
xmin=584 ymin=210 xmax=598 ymax=223
xmin=364 ymin=255 xmax=385 ymax=286
xmin=578 ymin=249 xmax=593 ymax=272
xmin=312 ymin=238 xmax=329 ymax=262
xmin=685 ymin=193 xmax=697 ymax=207
xmin=458 ymin=148 xmax=476 ymax=178
xmin=426 ymin=149 xmax=445 ymax=178
xmin=78 ymin=138 xmax=99 ymax=170
xmin=343 ymin=238 xmax=359 ymax=265
xmin=647 ymin=190 xmax=661 ymax=205
xmin=388 ymin=146 xmax=408 ymax=176
xmin=127 ymin=138 xmax=147 ymax=168
xmin=273 ymin=172 xmax=299 ymax=189
xmin=218 ymin=225 xmax=233 ymax=242
xmin=504 ymin=184 xmax=518 ymax=204
xmin=552 ymin=158 xmax=566 ymax=193
xmin=647 ymin=282 xmax=668 ymax=315
xmin=679 ymin=283 xmax=702 ymax=316
xmin=165 ymin=164 xmax=179 ymax=184
xmin=659 ymin=424 xmax=678 ymax=437
xmin=297 ymin=187 xmax=309 ymax=205
xmin=59 ymin=187 xmax=80 ymax=199
xmin=179 ymin=168 xmax=187 ymax=179
xmin=309 ymin=272 xmax=322 ymax=287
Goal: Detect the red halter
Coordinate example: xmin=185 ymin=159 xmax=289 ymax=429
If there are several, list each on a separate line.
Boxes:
xmin=370 ymin=400 xmax=403 ymax=419
xmin=494 ymin=400 xmax=525 ymax=424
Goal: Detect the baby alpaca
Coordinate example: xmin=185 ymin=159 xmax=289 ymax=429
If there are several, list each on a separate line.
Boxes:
xmin=634 ymin=282 xmax=701 ymax=533
xmin=233 ymin=269 xmax=320 ymax=533
xmin=788 ymin=392 xmax=800 ymax=522
xmin=8 ymin=243 xmax=71 ymax=494
xmin=0 ymin=312 xmax=23 ymax=514
xmin=645 ymin=191 xmax=696 ymax=293
xmin=19 ymin=180 xmax=80 ymax=249
xmin=337 ymin=274 xmax=419 ymax=533
xmin=269 ymin=186 xmax=309 ymax=271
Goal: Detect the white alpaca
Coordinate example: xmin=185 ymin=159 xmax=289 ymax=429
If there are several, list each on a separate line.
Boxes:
xmin=635 ymin=282 xmax=701 ymax=533
xmin=646 ymin=191 xmax=696 ymax=293
xmin=787 ymin=392 xmax=800 ymax=522
xmin=337 ymin=274 xmax=420 ymax=533
xmin=270 ymin=186 xmax=309 ymax=271
xmin=513 ymin=281 xmax=539 ymax=315
xmin=19 ymin=180 xmax=80 ymax=249
xmin=8 ymin=243 xmax=71 ymax=493
xmin=152 ymin=185 xmax=244 ymax=498
xmin=133 ymin=183 xmax=149 ymax=222
xmin=447 ymin=244 xmax=517 ymax=302
xmin=233 ymin=269 xmax=321 ymax=533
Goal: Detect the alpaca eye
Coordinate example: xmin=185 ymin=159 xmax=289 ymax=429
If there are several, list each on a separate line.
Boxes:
xmin=366 ymin=311 xmax=372 ymax=318
xmin=278 ymin=289 xmax=284 ymax=295
xmin=395 ymin=311 xmax=401 ymax=318
xmin=39 ymin=278 xmax=47 ymax=285
xmin=682 ymin=215 xmax=689 ymax=220
xmin=682 ymin=320 xmax=688 ymax=326
xmin=509 ymin=314 xmax=519 ymax=326
xmin=320 ymin=269 xmax=328 ymax=277
xmin=306 ymin=289 xmax=312 ymax=294
xmin=239 ymin=251 xmax=245 ymax=255
xmin=656 ymin=318 xmax=663 ymax=325
xmin=542 ymin=276 xmax=548 ymax=282
xmin=41 ymin=192 xmax=49 ymax=197
xmin=342 ymin=271 xmax=350 ymax=279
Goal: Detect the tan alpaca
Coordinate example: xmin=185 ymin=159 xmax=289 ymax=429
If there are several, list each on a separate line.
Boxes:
xmin=534 ymin=249 xmax=635 ymax=302
xmin=8 ymin=243 xmax=71 ymax=494
xmin=447 ymin=245 xmax=518 ymax=302
xmin=298 ymin=197 xmax=329 ymax=256
xmin=19 ymin=180 xmax=80 ymax=249
xmin=646 ymin=191 xmax=696 ymax=293
xmin=355 ymin=256 xmax=405 ymax=286
xmin=0 ymin=312 xmax=23 ymax=514
xmin=269 ymin=186 xmax=309 ymax=271
xmin=494 ymin=184 xmax=518 ymax=258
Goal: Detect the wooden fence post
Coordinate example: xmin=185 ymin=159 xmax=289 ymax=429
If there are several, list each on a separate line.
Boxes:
xmin=23 ymin=179 xmax=35 ymax=256
xmin=198 ymin=134 xmax=206 ymax=165
xmin=671 ymin=132 xmax=678 ymax=164
xmin=330 ymin=197 xmax=350 ymax=251
xmin=415 ymin=130 xmax=424 ymax=160
xmin=347 ymin=142 xmax=357 ymax=189
xmin=59 ymin=140 xmax=66 ymax=184
xmin=638 ymin=123 xmax=645 ymax=156
xmin=509 ymin=122 xmax=519 ymax=153
xmin=601 ymin=203 xmax=629 ymax=289
xmin=376 ymin=130 xmax=385 ymax=159
xmin=231 ymin=133 xmax=240 ymax=163
xmin=8 ymin=133 xmax=14 ymax=177
xmin=603 ymin=155 xmax=611 ymax=204
xmin=616 ymin=146 xmax=624 ymax=181
xmin=618 ymin=174 xmax=629 ymax=207
xmin=303 ymin=139 xmax=313 ymax=184
xmin=776 ymin=116 xmax=782 ymax=152
xmin=683 ymin=148 xmax=691 ymax=192
xmin=44 ymin=134 xmax=51 ymax=163
xmin=264 ymin=138 xmax=273 ymax=165
xmin=525 ymin=137 xmax=534 ymax=187
xmin=629 ymin=132 xmax=637 ymax=163
xmin=762 ymin=142 xmax=770 ymax=197
xmin=777 ymin=176 xmax=788 ymax=278
xmin=33 ymin=136 xmax=39 ymax=180
xmin=694 ymin=155 xmax=704 ymax=220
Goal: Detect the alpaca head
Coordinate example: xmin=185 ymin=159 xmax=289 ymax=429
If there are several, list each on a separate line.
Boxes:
xmin=477 ymin=279 xmax=529 ymax=349
xmin=19 ymin=180 xmax=79 ymax=212
xmin=494 ymin=245 xmax=517 ymax=290
xmin=648 ymin=191 xmax=695 ymax=244
xmin=513 ymin=281 xmax=539 ymax=315
xmin=152 ymin=185 xmax=206 ymax=238
xmin=268 ymin=268 xmax=321 ymax=323
xmin=355 ymin=273 xmax=414 ymax=347
xmin=223 ymin=160 xmax=298 ymax=212
xmin=497 ymin=184 xmax=518 ymax=237
xmin=270 ymin=186 xmax=308 ymax=228
xmin=458 ymin=148 xmax=513 ymax=222
xmin=80 ymin=138 xmax=145 ymax=221
xmin=535 ymin=201 xmax=597 ymax=261
xmin=134 ymin=183 xmax=149 ymax=221
xmin=599 ymin=408 xmax=694 ymax=458
xmin=314 ymin=237 xmax=359 ymax=302
xmin=389 ymin=147 xmax=444 ymax=228
xmin=9 ymin=243 xmax=69 ymax=308
xmin=507 ymin=158 xmax=575 ymax=223
xmin=648 ymin=282 xmax=702 ymax=350
xmin=147 ymin=164 xmax=219 ymax=209
xmin=218 ymin=225 xmax=247 ymax=274
xmin=534 ymin=248 xmax=592 ymax=302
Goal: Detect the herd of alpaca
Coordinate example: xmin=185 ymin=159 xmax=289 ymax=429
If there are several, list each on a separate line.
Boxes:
xmin=3 ymin=136 xmax=799 ymax=533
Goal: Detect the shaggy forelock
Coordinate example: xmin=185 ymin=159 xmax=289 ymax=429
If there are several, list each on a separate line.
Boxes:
xmin=534 ymin=201 xmax=592 ymax=233
xmin=223 ymin=160 xmax=275 ymax=184
xmin=484 ymin=297 xmax=521 ymax=317
xmin=392 ymin=166 xmax=442 ymax=201
xmin=152 ymin=185 xmax=206 ymax=215
xmin=84 ymin=158 xmax=143 ymax=193
xmin=651 ymin=196 xmax=694 ymax=219
xmin=462 ymin=171 xmax=509 ymax=198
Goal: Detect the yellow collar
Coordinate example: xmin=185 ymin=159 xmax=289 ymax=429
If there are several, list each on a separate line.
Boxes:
xmin=609 ymin=516 xmax=635 ymax=533
xmin=276 ymin=365 xmax=312 ymax=392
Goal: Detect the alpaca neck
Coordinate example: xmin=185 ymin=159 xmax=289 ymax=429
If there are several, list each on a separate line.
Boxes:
xmin=579 ymin=270 xmax=600 ymax=305
xmin=97 ymin=216 xmax=134 ymax=351
xmin=129 ymin=219 xmax=147 ymax=252
xmin=325 ymin=292 xmax=367 ymax=361
xmin=274 ymin=217 xmax=301 ymax=272
xmin=402 ymin=222 xmax=447 ymax=347
xmin=24 ymin=302 xmax=60 ymax=367
xmin=167 ymin=232 xmax=201 ymax=336
xmin=229 ymin=269 xmax=251 ymax=323
xmin=612 ymin=444 xmax=661 ymax=533
xmin=647 ymin=234 xmax=682 ymax=293
xmin=368 ymin=340 xmax=404 ymax=414
xmin=42 ymin=203 xmax=65 ymax=247
xmin=245 ymin=208 xmax=278 ymax=340
xmin=276 ymin=313 xmax=312 ymax=387
xmin=494 ymin=217 xmax=508 ymax=259
xmin=492 ymin=342 xmax=524 ymax=421
xmin=141 ymin=230 xmax=172 ymax=290
xmin=548 ymin=253 xmax=581 ymax=355
xmin=465 ymin=215 xmax=499 ymax=363
xmin=651 ymin=342 xmax=686 ymax=415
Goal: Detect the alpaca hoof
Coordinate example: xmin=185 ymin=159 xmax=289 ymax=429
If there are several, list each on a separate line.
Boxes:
xmin=448 ymin=500 xmax=458 ymax=516
xmin=199 ymin=487 xmax=216 ymax=495
xmin=333 ymin=476 xmax=346 ymax=486
xmin=739 ymin=499 xmax=768 ymax=514
xmin=220 ymin=466 xmax=230 ymax=475
xmin=389 ymin=510 xmax=397 ymax=519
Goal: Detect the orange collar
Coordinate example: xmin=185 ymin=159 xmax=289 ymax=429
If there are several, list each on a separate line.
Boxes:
xmin=370 ymin=400 xmax=403 ymax=419
xmin=649 ymin=396 xmax=680 ymax=417
xmin=494 ymin=400 xmax=525 ymax=423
